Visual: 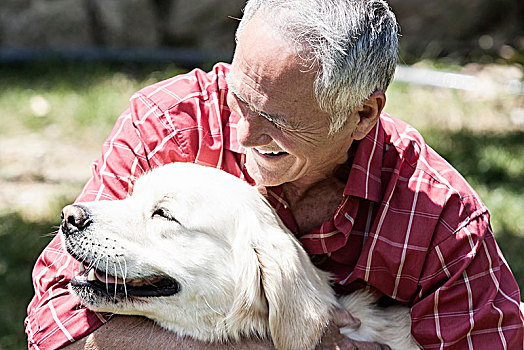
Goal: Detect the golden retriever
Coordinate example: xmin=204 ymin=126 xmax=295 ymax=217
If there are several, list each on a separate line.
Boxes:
xmin=60 ymin=162 xmax=419 ymax=350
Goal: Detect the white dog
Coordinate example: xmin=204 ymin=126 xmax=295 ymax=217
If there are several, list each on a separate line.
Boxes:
xmin=60 ymin=162 xmax=419 ymax=350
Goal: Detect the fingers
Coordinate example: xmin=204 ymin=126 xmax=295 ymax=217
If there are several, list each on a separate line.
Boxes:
xmin=316 ymin=336 xmax=391 ymax=350
xmin=256 ymin=185 xmax=268 ymax=197
xmin=350 ymin=339 xmax=392 ymax=350
xmin=331 ymin=307 xmax=361 ymax=329
xmin=336 ymin=339 xmax=392 ymax=350
xmin=317 ymin=309 xmax=391 ymax=350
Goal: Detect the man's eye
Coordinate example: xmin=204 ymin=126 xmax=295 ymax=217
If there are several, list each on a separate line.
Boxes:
xmin=272 ymin=120 xmax=285 ymax=130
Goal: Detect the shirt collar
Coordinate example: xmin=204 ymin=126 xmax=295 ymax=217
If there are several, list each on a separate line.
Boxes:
xmin=343 ymin=117 xmax=384 ymax=203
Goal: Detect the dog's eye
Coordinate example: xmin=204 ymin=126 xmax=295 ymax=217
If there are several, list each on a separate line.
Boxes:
xmin=152 ymin=208 xmax=180 ymax=224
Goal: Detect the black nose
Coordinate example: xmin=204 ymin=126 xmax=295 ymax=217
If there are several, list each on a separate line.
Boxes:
xmin=61 ymin=205 xmax=90 ymax=235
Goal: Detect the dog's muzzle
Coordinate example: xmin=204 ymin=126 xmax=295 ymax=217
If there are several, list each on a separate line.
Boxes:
xmin=60 ymin=204 xmax=182 ymax=299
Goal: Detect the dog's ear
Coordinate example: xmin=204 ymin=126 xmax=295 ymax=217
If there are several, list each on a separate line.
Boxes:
xmin=228 ymin=197 xmax=337 ymax=350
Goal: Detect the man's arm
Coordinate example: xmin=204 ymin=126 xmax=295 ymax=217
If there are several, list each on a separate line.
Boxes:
xmin=62 ymin=314 xmax=388 ymax=350
xmin=411 ymin=211 xmax=523 ymax=348
xmin=61 ymin=316 xmax=275 ymax=350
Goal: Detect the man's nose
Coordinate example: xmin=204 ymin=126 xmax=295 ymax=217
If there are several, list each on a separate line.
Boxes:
xmin=237 ymin=110 xmax=272 ymax=148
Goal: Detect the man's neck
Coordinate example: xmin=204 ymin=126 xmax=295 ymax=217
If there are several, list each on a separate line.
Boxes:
xmin=281 ymin=174 xmax=347 ymax=233
xmin=281 ymin=171 xmax=342 ymax=208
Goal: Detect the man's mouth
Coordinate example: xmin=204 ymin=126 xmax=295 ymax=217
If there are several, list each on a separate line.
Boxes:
xmin=253 ymin=148 xmax=288 ymax=158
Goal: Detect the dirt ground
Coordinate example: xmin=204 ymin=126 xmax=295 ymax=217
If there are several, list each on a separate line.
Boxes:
xmin=0 ymin=128 xmax=99 ymax=220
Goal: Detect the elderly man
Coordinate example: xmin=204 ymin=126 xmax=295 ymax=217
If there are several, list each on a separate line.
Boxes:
xmin=26 ymin=0 xmax=523 ymax=349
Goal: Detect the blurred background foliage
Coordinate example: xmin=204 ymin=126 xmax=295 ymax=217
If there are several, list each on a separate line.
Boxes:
xmin=0 ymin=0 xmax=523 ymax=349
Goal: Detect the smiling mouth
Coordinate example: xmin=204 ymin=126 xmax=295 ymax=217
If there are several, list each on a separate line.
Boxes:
xmin=70 ymin=263 xmax=180 ymax=298
xmin=253 ymin=148 xmax=288 ymax=158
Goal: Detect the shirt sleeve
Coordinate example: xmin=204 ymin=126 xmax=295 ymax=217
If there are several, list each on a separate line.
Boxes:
xmin=411 ymin=203 xmax=524 ymax=349
xmin=24 ymin=95 xmax=187 ymax=349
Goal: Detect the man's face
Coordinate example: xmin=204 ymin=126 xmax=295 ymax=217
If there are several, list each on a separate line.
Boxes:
xmin=227 ymin=15 xmax=360 ymax=188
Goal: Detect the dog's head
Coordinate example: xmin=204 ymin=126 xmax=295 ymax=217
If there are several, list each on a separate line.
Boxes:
xmin=60 ymin=162 xmax=336 ymax=349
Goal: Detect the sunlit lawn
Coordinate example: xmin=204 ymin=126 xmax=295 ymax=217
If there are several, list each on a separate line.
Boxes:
xmin=0 ymin=61 xmax=522 ymax=349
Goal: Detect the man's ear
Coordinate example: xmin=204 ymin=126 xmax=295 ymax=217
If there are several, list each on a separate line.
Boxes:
xmin=351 ymin=91 xmax=386 ymax=140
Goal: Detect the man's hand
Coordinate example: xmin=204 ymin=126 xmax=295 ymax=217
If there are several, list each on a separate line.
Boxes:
xmin=316 ymin=308 xmax=391 ymax=350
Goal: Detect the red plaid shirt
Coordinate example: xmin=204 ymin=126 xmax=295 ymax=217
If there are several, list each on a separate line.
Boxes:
xmin=25 ymin=63 xmax=523 ymax=349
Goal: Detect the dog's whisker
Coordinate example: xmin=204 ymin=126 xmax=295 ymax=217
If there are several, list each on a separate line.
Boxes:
xmin=90 ymin=257 xmax=98 ymax=273
xmin=123 ymin=258 xmax=128 ymax=281
xmin=79 ymin=254 xmax=88 ymax=270
xmin=117 ymin=259 xmax=128 ymax=300
xmin=47 ymin=253 xmax=66 ymax=268
xmin=52 ymin=249 xmax=70 ymax=261
xmin=91 ymin=247 xmax=102 ymax=272
xmin=48 ymin=251 xmax=69 ymax=271
xmin=105 ymin=257 xmax=110 ymax=294
xmin=42 ymin=229 xmax=60 ymax=237
xmin=113 ymin=263 xmax=118 ymax=299
xmin=80 ymin=243 xmax=94 ymax=271
xmin=93 ymin=255 xmax=102 ymax=275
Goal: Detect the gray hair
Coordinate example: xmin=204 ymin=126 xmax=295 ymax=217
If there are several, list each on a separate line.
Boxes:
xmin=236 ymin=0 xmax=399 ymax=133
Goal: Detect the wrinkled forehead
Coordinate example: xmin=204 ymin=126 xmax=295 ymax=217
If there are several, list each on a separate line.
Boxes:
xmin=232 ymin=12 xmax=316 ymax=80
xmin=229 ymin=13 xmax=323 ymax=123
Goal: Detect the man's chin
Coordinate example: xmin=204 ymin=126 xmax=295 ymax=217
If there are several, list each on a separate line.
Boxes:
xmin=245 ymin=160 xmax=289 ymax=187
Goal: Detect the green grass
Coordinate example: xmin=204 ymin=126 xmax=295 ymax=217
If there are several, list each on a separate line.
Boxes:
xmin=0 ymin=211 xmax=61 ymax=349
xmin=0 ymin=62 xmax=187 ymax=143
xmin=0 ymin=61 xmax=522 ymax=349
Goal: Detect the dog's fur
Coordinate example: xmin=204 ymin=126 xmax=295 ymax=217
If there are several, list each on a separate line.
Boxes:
xmin=60 ymin=163 xmax=419 ymax=349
